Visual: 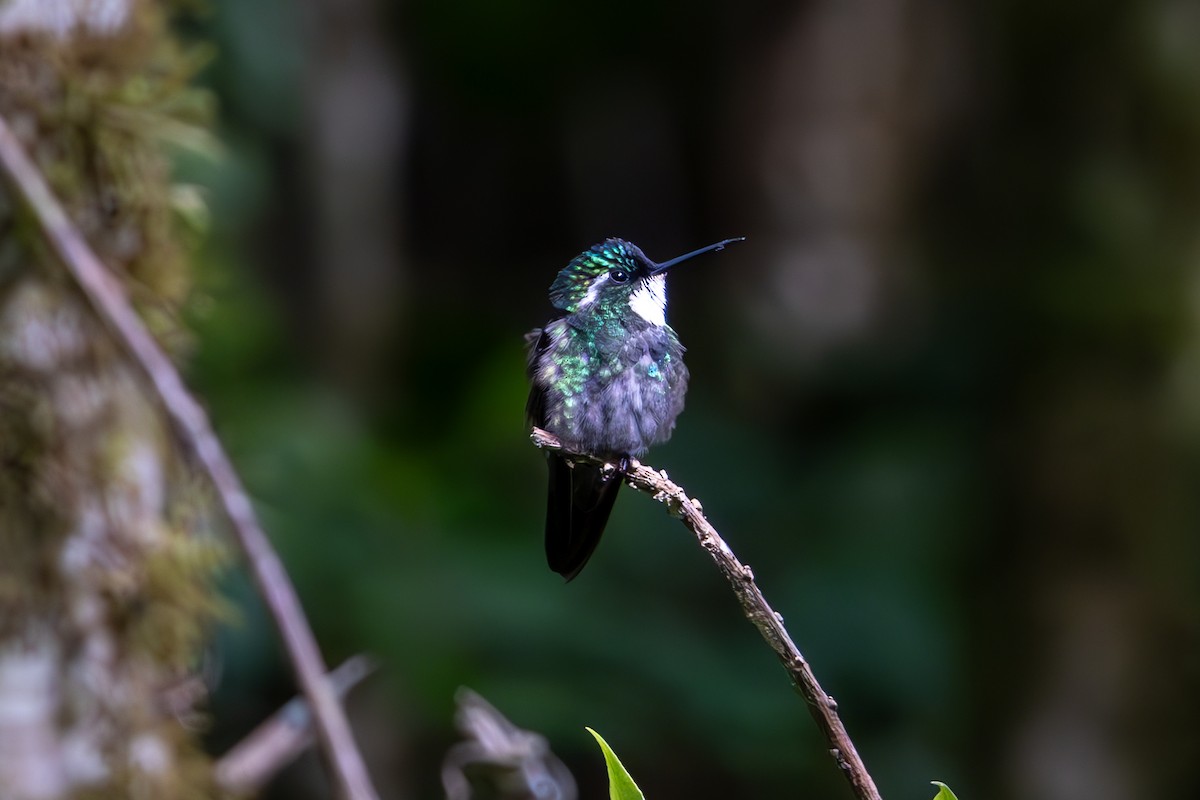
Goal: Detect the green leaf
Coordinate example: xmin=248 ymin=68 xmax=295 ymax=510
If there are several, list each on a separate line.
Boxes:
xmin=586 ymin=727 xmax=646 ymax=800
xmin=931 ymin=781 xmax=960 ymax=800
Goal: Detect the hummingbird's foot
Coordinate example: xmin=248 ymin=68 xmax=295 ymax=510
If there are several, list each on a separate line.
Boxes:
xmin=599 ymin=455 xmax=633 ymax=482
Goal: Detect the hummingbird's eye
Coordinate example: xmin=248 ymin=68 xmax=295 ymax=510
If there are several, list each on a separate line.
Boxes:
xmin=609 ymin=269 xmax=631 ymax=284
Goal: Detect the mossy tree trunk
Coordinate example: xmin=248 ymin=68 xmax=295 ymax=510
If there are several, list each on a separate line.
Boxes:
xmin=0 ymin=2 xmax=224 ymax=798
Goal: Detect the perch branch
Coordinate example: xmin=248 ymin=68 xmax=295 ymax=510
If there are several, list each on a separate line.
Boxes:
xmin=0 ymin=114 xmax=379 ymax=800
xmin=530 ymin=427 xmax=883 ymax=800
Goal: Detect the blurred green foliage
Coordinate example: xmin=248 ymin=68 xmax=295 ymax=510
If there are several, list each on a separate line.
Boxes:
xmin=175 ymin=1 xmax=1200 ymax=799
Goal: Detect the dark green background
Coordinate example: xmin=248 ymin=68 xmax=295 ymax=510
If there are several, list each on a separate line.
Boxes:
xmin=180 ymin=1 xmax=1200 ymax=798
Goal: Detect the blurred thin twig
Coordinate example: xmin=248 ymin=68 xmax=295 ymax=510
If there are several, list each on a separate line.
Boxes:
xmin=443 ymin=687 xmax=577 ymax=800
xmin=531 ymin=426 xmax=883 ymax=800
xmin=0 ymin=113 xmax=380 ymax=800
xmin=216 ymin=655 xmax=379 ymax=795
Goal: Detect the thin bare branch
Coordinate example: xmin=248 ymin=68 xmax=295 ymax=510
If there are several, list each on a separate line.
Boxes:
xmin=531 ymin=426 xmax=883 ymax=800
xmin=0 ymin=114 xmax=379 ymax=800
xmin=216 ymin=656 xmax=379 ymax=795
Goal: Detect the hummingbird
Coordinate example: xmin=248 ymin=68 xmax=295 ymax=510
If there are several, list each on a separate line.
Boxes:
xmin=526 ymin=236 xmax=744 ymax=580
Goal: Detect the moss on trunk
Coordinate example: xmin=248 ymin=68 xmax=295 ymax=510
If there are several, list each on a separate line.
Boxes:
xmin=0 ymin=2 xmax=227 ymax=797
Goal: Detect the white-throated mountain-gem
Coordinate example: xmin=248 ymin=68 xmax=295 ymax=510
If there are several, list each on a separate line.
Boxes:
xmin=526 ymin=236 xmax=744 ymax=580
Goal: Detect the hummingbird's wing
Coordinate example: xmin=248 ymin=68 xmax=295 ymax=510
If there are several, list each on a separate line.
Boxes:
xmin=544 ymin=455 xmax=621 ymax=581
xmin=526 ymin=322 xmax=618 ymax=579
xmin=524 ymin=327 xmax=549 ymax=429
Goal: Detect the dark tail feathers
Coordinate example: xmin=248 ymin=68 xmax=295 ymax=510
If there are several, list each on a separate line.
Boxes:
xmin=544 ymin=455 xmax=622 ymax=580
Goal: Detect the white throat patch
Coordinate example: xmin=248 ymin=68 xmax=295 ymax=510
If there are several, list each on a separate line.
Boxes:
xmin=629 ymin=274 xmax=667 ymax=326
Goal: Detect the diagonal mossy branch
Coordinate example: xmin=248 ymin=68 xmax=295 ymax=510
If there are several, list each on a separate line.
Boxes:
xmin=0 ymin=113 xmax=379 ymax=800
xmin=530 ymin=426 xmax=883 ymax=800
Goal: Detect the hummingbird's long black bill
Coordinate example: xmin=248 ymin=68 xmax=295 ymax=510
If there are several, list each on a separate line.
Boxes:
xmin=648 ymin=236 xmax=746 ymax=275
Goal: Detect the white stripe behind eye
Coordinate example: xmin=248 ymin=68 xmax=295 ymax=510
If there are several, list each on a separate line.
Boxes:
xmin=578 ymin=274 xmax=606 ymax=308
xmin=628 ymin=274 xmax=666 ymax=326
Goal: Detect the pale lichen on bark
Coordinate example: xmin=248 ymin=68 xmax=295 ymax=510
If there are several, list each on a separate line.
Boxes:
xmin=0 ymin=0 xmax=130 ymax=38
xmin=0 ymin=2 xmax=225 ymax=797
